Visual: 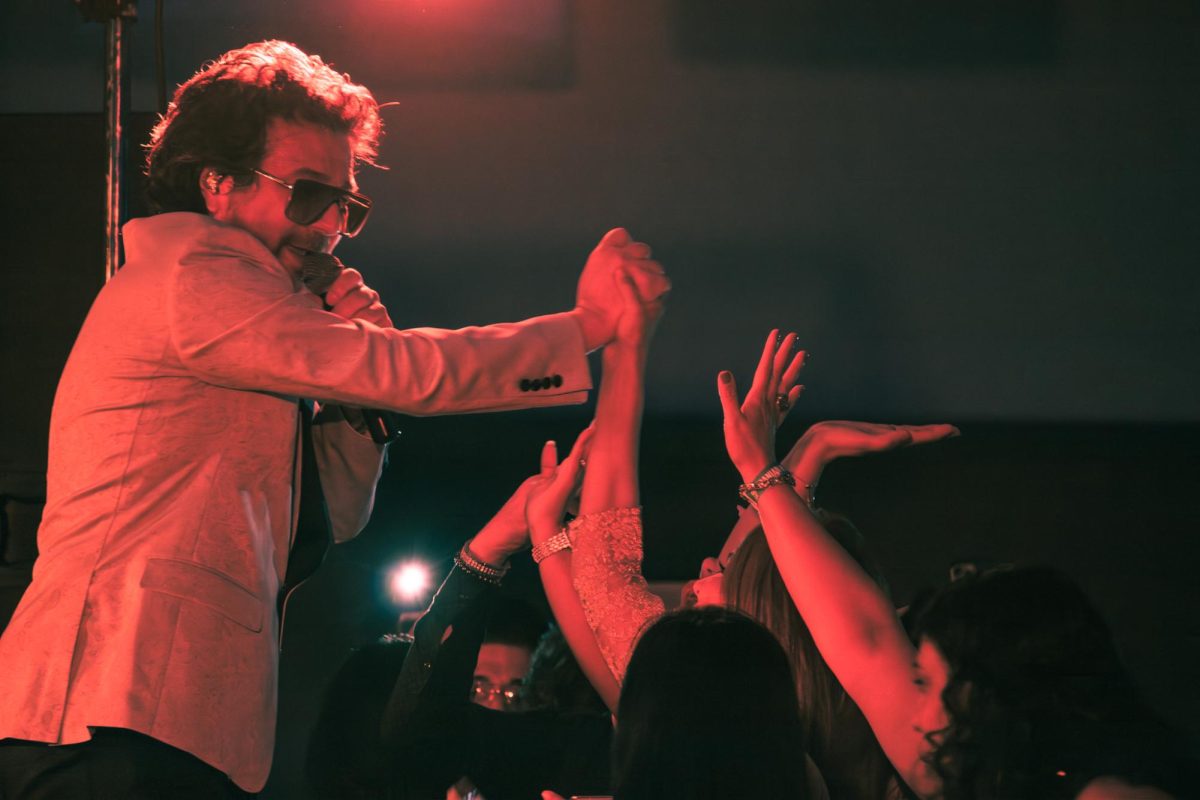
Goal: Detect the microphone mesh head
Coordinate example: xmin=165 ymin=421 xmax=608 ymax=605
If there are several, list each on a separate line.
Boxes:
xmin=300 ymin=253 xmax=344 ymax=295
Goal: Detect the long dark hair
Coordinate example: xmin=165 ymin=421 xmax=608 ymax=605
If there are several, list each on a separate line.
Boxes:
xmin=915 ymin=567 xmax=1186 ymax=799
xmin=144 ymin=40 xmax=382 ymax=215
xmin=612 ymin=607 xmax=809 ymax=800
xmin=524 ymin=625 xmax=609 ymax=715
xmin=723 ymin=514 xmax=895 ymax=800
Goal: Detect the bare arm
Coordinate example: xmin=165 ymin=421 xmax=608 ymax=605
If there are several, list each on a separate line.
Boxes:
xmin=577 ymin=337 xmax=646 ymax=514
xmin=537 ymin=550 xmax=621 ymax=713
xmin=524 ymin=435 xmax=622 ymax=713
xmin=569 ymin=272 xmax=667 ymax=682
xmin=751 ymin=485 xmax=928 ymax=791
xmin=716 ymin=332 xmax=945 ymax=796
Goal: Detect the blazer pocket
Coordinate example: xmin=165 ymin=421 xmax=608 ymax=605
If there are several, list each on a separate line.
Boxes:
xmin=140 ymin=557 xmax=264 ymax=633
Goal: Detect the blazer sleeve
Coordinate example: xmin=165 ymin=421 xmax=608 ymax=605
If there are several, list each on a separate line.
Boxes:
xmin=166 ymin=225 xmax=592 ymax=415
xmin=310 ymin=409 xmax=387 ymax=543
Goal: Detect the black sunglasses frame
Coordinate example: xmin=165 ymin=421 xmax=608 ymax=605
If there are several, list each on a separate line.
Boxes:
xmin=252 ymin=169 xmax=372 ymax=238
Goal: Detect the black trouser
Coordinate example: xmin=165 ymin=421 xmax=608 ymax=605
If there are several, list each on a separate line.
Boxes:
xmin=0 ymin=728 xmax=255 ymax=800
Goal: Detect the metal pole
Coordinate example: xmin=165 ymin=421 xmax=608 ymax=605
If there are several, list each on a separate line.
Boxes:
xmin=104 ymin=14 xmax=125 ymax=282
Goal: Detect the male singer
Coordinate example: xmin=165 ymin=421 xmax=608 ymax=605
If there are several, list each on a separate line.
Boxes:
xmin=0 ymin=40 xmax=667 ymax=797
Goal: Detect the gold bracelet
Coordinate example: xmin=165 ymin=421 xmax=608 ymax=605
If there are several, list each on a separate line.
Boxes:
xmin=531 ymin=529 xmax=572 ymax=564
xmin=738 ymin=465 xmax=796 ymax=509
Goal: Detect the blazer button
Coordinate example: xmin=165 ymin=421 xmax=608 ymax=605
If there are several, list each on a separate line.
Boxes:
xmin=552 ymin=374 xmax=563 ymax=387
xmin=519 ymin=379 xmax=531 ymax=391
xmin=531 ymin=379 xmax=541 ymax=391
xmin=541 ymin=376 xmax=553 ymax=390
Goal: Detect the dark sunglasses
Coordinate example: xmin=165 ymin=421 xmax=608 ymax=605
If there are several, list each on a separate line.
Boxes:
xmin=253 ymin=168 xmax=372 ymax=238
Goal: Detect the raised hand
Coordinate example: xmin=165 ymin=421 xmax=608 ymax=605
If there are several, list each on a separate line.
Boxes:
xmin=716 ymin=330 xmax=807 ymax=481
xmin=781 ymin=421 xmax=960 ymax=488
xmin=465 ymin=474 xmax=542 ymax=568
xmin=524 ymin=426 xmax=595 ymax=547
xmin=613 ymin=265 xmax=664 ymax=352
xmin=574 ymin=228 xmax=669 ymax=352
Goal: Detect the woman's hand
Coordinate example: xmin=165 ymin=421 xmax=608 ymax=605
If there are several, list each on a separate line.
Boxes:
xmin=471 ymin=427 xmax=596 ymax=566
xmin=467 ymin=475 xmax=541 ymax=568
xmin=613 ymin=265 xmax=665 ymax=353
xmin=525 ymin=425 xmax=595 ymax=546
xmin=717 ymin=329 xmax=807 ymax=482
xmin=781 ymin=421 xmax=960 ymax=488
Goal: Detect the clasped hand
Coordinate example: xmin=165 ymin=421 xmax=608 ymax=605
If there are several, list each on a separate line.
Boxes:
xmin=575 ymin=228 xmax=669 ymax=352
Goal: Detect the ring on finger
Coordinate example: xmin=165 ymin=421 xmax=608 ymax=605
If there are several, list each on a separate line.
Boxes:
xmin=775 ymin=393 xmax=790 ymax=413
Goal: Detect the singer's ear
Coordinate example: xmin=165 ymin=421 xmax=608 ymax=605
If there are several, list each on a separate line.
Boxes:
xmin=200 ymin=170 xmax=233 ymax=216
xmin=202 ymin=170 xmax=229 ymax=194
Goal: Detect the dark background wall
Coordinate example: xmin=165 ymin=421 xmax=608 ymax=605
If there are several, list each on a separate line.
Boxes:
xmin=1 ymin=2 xmax=1198 ymax=796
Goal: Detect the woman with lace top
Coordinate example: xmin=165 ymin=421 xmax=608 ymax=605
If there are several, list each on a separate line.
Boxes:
xmin=527 ymin=276 xmax=906 ymax=796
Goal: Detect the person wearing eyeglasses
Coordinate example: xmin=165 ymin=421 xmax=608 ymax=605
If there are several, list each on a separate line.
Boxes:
xmin=0 ymin=39 xmax=669 ymax=799
xmin=380 ymin=437 xmax=615 ymax=800
xmin=469 ymin=597 xmax=546 ymax=713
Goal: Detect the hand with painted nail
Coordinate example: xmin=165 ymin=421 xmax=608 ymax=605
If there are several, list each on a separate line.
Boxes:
xmin=524 ymin=426 xmax=595 ymax=550
xmin=716 ymin=330 xmax=807 ymax=482
xmin=465 ymin=473 xmax=540 ymax=569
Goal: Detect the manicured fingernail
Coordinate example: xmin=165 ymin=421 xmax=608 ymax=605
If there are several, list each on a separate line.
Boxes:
xmin=719 ymin=371 xmax=732 ymax=384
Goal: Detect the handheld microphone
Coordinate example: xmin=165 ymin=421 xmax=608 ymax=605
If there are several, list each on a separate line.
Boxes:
xmin=300 ymin=252 xmax=344 ymax=296
xmin=301 ymin=253 xmax=402 ymax=445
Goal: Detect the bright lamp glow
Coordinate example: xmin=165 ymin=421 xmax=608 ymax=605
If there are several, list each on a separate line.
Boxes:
xmin=388 ymin=560 xmax=432 ymax=604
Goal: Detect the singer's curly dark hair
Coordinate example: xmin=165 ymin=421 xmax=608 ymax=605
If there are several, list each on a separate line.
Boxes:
xmin=144 ymin=40 xmax=382 ymax=215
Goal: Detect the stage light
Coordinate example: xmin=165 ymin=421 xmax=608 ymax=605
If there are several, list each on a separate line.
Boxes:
xmin=388 ymin=560 xmax=433 ymax=604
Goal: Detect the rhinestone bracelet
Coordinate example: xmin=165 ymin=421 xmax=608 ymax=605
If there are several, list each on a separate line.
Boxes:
xmin=455 ymin=541 xmax=509 ymax=586
xmin=531 ymin=529 xmax=572 ymax=564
